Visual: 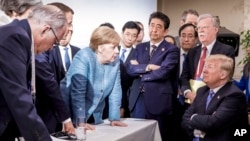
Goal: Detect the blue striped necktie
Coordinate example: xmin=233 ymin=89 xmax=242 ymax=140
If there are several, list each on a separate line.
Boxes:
xmin=120 ymin=49 xmax=127 ymax=62
xmin=206 ymin=90 xmax=215 ymax=109
xmin=64 ymin=47 xmax=70 ymax=70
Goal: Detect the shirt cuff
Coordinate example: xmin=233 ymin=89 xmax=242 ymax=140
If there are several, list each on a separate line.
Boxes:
xmin=190 ymin=114 xmax=198 ymax=120
xmin=184 ymin=89 xmax=192 ymax=97
xmin=62 ymin=118 xmax=71 ymax=124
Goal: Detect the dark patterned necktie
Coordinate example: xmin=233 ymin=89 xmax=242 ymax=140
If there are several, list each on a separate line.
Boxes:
xmin=150 ymin=45 xmax=157 ymax=58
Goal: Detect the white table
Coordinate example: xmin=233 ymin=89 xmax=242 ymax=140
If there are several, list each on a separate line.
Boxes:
xmin=52 ymin=118 xmax=162 ymax=141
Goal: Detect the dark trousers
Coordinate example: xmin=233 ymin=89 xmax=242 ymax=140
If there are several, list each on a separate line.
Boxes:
xmin=173 ymin=99 xmax=190 ymax=141
xmin=0 ymin=120 xmax=20 ymax=141
xmin=146 ymin=112 xmax=175 ymax=141
xmin=130 ymin=93 xmax=146 ymax=118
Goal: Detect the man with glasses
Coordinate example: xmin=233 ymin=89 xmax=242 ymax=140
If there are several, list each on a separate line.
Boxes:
xmin=35 ymin=2 xmax=77 ymax=135
xmin=0 ymin=5 xmax=68 ymax=140
xmin=175 ymin=23 xmax=198 ymax=141
xmin=175 ymin=9 xmax=200 ymax=48
xmin=48 ymin=2 xmax=80 ymax=86
xmin=180 ymin=14 xmax=235 ymax=104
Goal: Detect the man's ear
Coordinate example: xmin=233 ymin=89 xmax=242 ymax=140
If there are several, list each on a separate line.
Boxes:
xmin=220 ymin=70 xmax=227 ymax=80
xmin=41 ymin=24 xmax=51 ymax=35
xmin=180 ymin=20 xmax=184 ymax=26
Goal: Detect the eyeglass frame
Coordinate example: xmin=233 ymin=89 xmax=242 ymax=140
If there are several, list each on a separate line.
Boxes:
xmin=180 ymin=34 xmax=195 ymax=40
xmin=50 ymin=27 xmax=60 ymax=46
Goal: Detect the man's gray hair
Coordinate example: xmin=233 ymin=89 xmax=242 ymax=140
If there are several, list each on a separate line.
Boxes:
xmin=28 ymin=5 xmax=67 ymax=33
xmin=0 ymin=0 xmax=42 ymax=16
xmin=197 ymin=14 xmax=220 ymax=28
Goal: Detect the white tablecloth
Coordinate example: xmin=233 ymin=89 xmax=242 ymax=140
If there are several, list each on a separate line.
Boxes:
xmin=52 ymin=118 xmax=162 ymax=141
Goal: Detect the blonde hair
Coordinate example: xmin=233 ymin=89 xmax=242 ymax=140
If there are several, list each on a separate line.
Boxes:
xmin=206 ymin=54 xmax=234 ymax=80
xmin=89 ymin=26 xmax=120 ymax=51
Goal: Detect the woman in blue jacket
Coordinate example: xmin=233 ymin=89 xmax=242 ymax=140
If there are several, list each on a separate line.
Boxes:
xmin=60 ymin=26 xmax=127 ymax=128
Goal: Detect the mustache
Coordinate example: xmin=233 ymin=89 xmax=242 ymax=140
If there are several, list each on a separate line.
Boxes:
xmin=199 ymin=33 xmax=206 ymax=36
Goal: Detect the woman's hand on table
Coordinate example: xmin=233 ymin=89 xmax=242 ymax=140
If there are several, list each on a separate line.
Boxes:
xmin=110 ymin=121 xmax=128 ymax=127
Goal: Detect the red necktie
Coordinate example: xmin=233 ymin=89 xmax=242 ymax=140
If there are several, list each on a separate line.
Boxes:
xmin=195 ymin=46 xmax=207 ymax=79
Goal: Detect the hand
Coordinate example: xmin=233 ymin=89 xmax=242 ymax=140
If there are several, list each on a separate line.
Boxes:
xmin=85 ymin=123 xmax=95 ymax=130
xmin=110 ymin=121 xmax=128 ymax=127
xmin=185 ymin=91 xmax=196 ymax=103
xmin=62 ymin=121 xmax=75 ymax=134
xmin=148 ymin=64 xmax=160 ymax=71
xmin=130 ymin=60 xmax=139 ymax=65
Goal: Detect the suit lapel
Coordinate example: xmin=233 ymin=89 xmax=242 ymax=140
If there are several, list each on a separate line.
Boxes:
xmin=124 ymin=48 xmax=134 ymax=64
xmin=54 ymin=46 xmax=65 ymax=73
xmin=150 ymin=41 xmax=167 ymax=61
xmin=194 ymin=46 xmax=202 ymax=70
xmin=210 ymin=41 xmax=220 ymax=55
xmin=205 ymin=82 xmax=230 ymax=113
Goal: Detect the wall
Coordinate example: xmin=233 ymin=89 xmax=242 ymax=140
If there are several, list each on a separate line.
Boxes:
xmin=158 ymin=0 xmax=246 ymax=79
xmin=42 ymin=0 xmax=157 ymax=48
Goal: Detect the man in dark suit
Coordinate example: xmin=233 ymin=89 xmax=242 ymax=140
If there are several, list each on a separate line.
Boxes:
xmin=119 ymin=21 xmax=141 ymax=118
xmin=180 ymin=14 xmax=235 ymax=103
xmin=47 ymin=2 xmax=80 ymax=85
xmin=127 ymin=11 xmax=179 ymax=141
xmin=182 ymin=54 xmax=249 ymax=141
xmin=0 ymin=5 xmax=68 ymax=141
xmin=35 ymin=2 xmax=77 ymax=134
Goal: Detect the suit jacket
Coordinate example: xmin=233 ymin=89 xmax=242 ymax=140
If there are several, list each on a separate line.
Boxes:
xmin=35 ymin=52 xmax=71 ymax=133
xmin=180 ymin=41 xmax=235 ymax=93
xmin=182 ymin=82 xmax=249 ymax=141
xmin=233 ymin=63 xmax=250 ymax=102
xmin=127 ymin=40 xmax=179 ymax=115
xmin=0 ymin=19 xmax=51 ymax=140
xmin=49 ymin=45 xmax=80 ymax=85
xmin=120 ymin=47 xmax=135 ymax=110
xmin=60 ymin=47 xmax=122 ymax=124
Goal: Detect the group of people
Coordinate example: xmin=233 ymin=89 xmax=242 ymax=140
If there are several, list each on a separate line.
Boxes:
xmin=0 ymin=0 xmax=249 ymax=141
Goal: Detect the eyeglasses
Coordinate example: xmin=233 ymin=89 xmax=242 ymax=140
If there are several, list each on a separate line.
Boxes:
xmin=180 ymin=35 xmax=195 ymax=40
xmin=50 ymin=27 xmax=60 ymax=46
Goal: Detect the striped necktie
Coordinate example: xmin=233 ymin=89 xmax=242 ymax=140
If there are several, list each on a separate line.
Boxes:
xmin=64 ymin=47 xmax=70 ymax=71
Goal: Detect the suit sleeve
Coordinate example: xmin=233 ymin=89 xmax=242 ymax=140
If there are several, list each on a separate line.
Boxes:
xmin=35 ymin=53 xmax=70 ymax=122
xmin=0 ymin=34 xmax=51 ymax=140
xmin=190 ymin=91 xmax=247 ymax=133
xmin=142 ymin=46 xmax=179 ymax=81
xmin=126 ymin=47 xmax=148 ymax=77
xmin=69 ymin=51 xmax=88 ymax=121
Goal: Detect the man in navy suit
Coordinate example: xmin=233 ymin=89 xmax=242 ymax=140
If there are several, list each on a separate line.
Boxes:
xmin=127 ymin=11 xmax=179 ymax=141
xmin=0 ymin=5 xmax=68 ymax=141
xmin=119 ymin=21 xmax=141 ymax=118
xmin=180 ymin=14 xmax=235 ymax=103
xmin=48 ymin=2 xmax=80 ymax=85
xmin=182 ymin=54 xmax=249 ymax=141
xmin=35 ymin=2 xmax=78 ymax=134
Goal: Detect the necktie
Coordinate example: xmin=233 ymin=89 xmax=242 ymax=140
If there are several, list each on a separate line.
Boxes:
xmin=150 ymin=45 xmax=157 ymax=58
xmin=195 ymin=46 xmax=207 ymax=79
xmin=182 ymin=53 xmax=187 ymax=69
xmin=120 ymin=48 xmax=127 ymax=62
xmin=64 ymin=47 xmax=70 ymax=70
xmin=206 ymin=90 xmax=215 ymax=109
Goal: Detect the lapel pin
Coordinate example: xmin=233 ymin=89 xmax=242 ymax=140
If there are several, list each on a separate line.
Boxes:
xmin=162 ymin=48 xmax=165 ymax=52
xmin=217 ymin=95 xmax=220 ymax=99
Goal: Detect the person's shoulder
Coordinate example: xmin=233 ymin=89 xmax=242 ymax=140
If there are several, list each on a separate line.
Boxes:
xmin=70 ymin=44 xmax=81 ymax=50
xmin=76 ymin=47 xmax=94 ymax=57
